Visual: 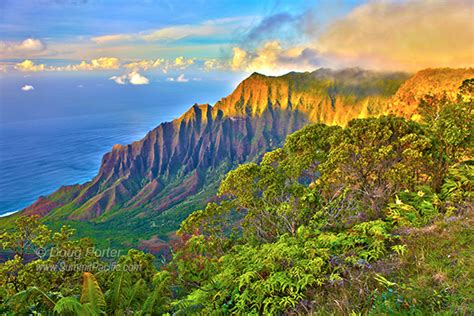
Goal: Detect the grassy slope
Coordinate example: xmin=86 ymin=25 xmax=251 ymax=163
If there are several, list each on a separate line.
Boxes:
xmin=313 ymin=210 xmax=473 ymax=314
xmin=384 ymin=213 xmax=473 ymax=314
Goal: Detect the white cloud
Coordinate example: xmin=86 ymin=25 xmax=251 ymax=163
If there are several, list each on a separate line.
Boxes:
xmin=110 ymin=74 xmax=127 ymax=85
xmin=0 ymin=38 xmax=46 ymax=58
xmin=110 ymin=71 xmax=149 ymax=85
xmin=21 ymin=85 xmax=34 ymax=91
xmin=166 ymin=74 xmax=189 ymax=82
xmin=176 ymin=74 xmax=189 ymax=82
xmin=128 ymin=71 xmax=149 ymax=85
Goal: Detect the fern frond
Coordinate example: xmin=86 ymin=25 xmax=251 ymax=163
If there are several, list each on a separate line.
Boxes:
xmin=107 ymin=270 xmax=131 ymax=312
xmin=53 ymin=296 xmax=85 ymax=315
xmin=7 ymin=286 xmax=56 ymax=311
xmin=80 ymin=272 xmax=106 ymax=314
xmin=126 ymin=278 xmax=149 ymax=310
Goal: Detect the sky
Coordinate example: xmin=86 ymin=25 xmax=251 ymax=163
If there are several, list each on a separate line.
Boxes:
xmin=0 ymin=0 xmax=473 ymax=79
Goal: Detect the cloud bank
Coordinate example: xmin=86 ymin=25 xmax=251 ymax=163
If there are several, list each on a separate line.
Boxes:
xmin=3 ymin=1 xmax=472 ymax=76
xmin=317 ymin=0 xmax=474 ymax=70
xmin=230 ymin=0 xmax=474 ymax=73
xmin=10 ymin=56 xmax=208 ymax=74
xmin=53 ymin=57 xmax=121 ymax=71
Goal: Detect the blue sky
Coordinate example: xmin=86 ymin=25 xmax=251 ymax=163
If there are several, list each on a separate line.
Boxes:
xmin=0 ymin=0 xmax=472 ymax=76
xmin=0 ymin=1 xmax=362 ymax=41
xmin=0 ymin=0 xmax=363 ymax=62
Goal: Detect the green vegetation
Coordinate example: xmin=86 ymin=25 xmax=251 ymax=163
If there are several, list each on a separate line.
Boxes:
xmin=1 ymin=81 xmax=472 ymax=314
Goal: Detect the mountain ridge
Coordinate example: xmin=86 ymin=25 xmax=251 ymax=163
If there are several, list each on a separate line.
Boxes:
xmin=8 ymin=67 xmax=474 ymax=242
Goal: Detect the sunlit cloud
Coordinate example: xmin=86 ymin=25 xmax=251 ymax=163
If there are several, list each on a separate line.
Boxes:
xmin=11 ymin=56 xmax=208 ymax=74
xmin=203 ymin=58 xmax=227 ymax=71
xmin=174 ymin=56 xmax=195 ymax=70
xmin=231 ymin=41 xmax=324 ymax=75
xmin=53 ymin=57 xmax=121 ymax=71
xmin=15 ymin=60 xmax=46 ymax=72
xmin=0 ymin=38 xmax=47 ymax=58
xmin=21 ymin=84 xmax=34 ymax=91
xmin=231 ymin=47 xmax=249 ymax=71
xmin=317 ymin=0 xmax=474 ymax=70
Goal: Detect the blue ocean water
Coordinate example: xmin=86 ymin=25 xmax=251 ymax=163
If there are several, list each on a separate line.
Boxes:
xmin=0 ymin=72 xmax=237 ymax=215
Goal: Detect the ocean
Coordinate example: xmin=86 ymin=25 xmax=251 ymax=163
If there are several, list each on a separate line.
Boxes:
xmin=0 ymin=72 xmax=237 ymax=216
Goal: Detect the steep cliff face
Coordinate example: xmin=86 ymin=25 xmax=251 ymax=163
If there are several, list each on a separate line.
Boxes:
xmin=14 ymin=68 xmax=424 ymax=224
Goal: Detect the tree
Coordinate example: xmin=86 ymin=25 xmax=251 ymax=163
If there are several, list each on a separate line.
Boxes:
xmin=0 ymin=215 xmax=51 ymax=261
xmin=216 ymin=124 xmax=337 ymax=243
xmin=318 ymin=116 xmax=431 ymax=218
xmin=418 ymin=83 xmax=473 ymax=190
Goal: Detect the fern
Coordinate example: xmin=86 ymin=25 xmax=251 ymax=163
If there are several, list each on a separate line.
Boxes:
xmin=391 ymin=244 xmax=407 ymax=256
xmin=7 ymin=286 xmax=56 ymax=312
xmin=106 ymin=269 xmax=131 ymax=313
xmin=80 ymin=272 xmax=106 ymax=315
xmin=125 ymin=278 xmax=149 ymax=311
xmin=140 ymin=271 xmax=171 ymax=315
xmin=53 ymin=297 xmax=85 ymax=315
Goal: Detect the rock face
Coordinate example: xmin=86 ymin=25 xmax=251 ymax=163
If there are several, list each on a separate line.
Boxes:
xmin=17 ymin=67 xmax=471 ymax=228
